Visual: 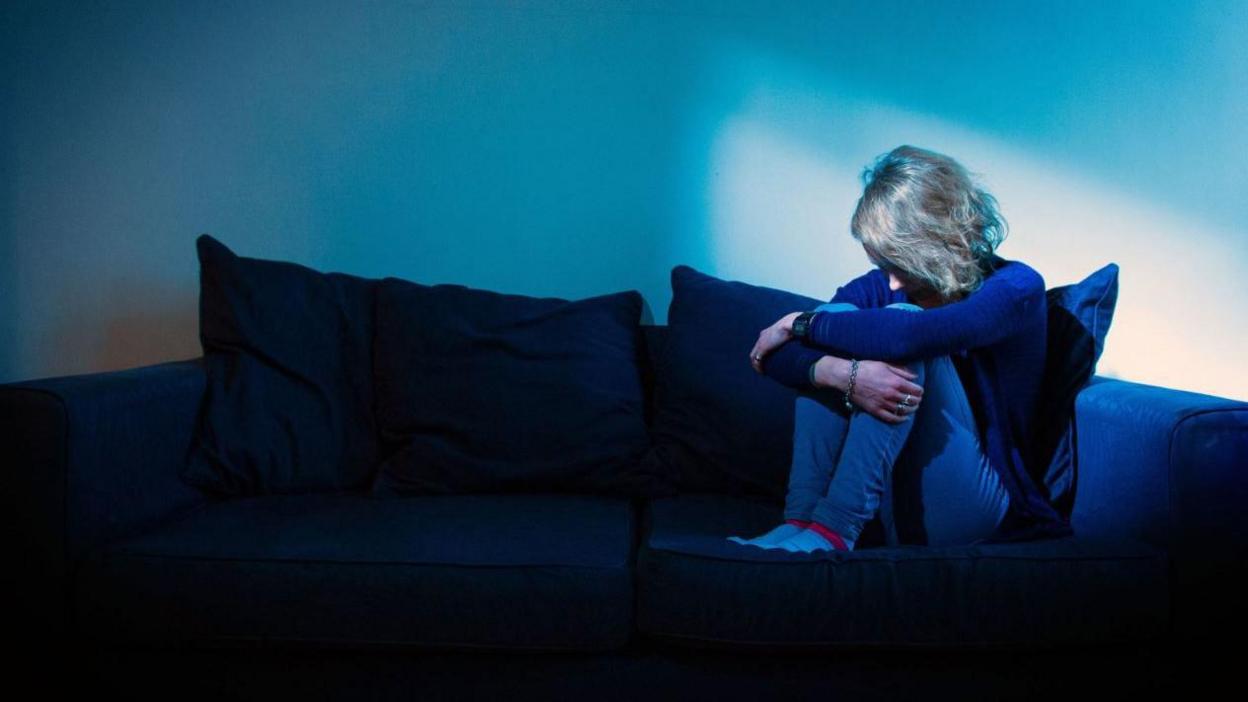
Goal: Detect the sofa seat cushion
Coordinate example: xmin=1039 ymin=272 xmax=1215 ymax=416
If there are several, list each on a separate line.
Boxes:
xmin=636 ymin=495 xmax=1169 ymax=648
xmin=75 ymin=493 xmax=636 ymax=651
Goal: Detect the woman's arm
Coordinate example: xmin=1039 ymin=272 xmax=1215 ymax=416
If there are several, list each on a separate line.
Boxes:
xmin=760 ymin=340 xmax=826 ymax=389
xmin=805 ymin=262 xmax=1045 ymax=361
xmin=761 ymin=346 xmax=924 ymax=424
xmin=757 ymin=268 xmax=893 ymax=388
xmin=811 ymin=355 xmax=850 ymax=392
xmin=813 ymin=355 xmax=925 ymax=423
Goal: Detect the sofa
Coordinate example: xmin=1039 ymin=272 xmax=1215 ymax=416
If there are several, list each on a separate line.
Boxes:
xmin=6 ymin=236 xmax=1246 ymax=697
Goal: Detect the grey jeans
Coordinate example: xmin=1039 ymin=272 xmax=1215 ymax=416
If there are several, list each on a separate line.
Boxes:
xmin=782 ymin=301 xmax=1010 ymax=550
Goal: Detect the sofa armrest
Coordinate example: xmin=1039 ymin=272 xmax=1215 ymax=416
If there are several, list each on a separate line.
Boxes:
xmin=1070 ymin=375 xmax=1248 ymax=641
xmin=1 ymin=358 xmax=213 ymax=641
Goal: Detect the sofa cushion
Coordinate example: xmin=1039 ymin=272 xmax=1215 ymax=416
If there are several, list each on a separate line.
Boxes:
xmin=183 ymin=235 xmax=380 ymax=495
xmin=75 ymin=493 xmax=635 ymax=651
xmin=1028 ymin=263 xmax=1120 ymax=520
xmin=370 ymin=276 xmax=666 ymax=498
xmin=639 ymin=265 xmax=823 ymax=498
xmin=635 ymin=495 xmax=1169 ymax=648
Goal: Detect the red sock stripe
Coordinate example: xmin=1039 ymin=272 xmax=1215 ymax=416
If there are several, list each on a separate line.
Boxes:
xmin=785 ymin=518 xmax=812 ymax=528
xmin=806 ymin=521 xmax=849 ymax=551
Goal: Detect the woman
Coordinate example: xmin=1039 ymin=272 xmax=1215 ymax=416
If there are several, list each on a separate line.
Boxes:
xmin=728 ymin=145 xmax=1062 ymax=553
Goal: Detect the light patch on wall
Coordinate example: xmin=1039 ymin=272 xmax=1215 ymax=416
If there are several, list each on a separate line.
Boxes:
xmin=695 ymin=47 xmax=1246 ymax=401
xmin=706 ymin=116 xmax=865 ymax=297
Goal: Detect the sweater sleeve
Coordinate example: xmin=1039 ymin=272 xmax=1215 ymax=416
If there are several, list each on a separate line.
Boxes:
xmin=805 ymin=262 xmax=1045 ymax=362
xmin=760 ymin=270 xmax=883 ymax=389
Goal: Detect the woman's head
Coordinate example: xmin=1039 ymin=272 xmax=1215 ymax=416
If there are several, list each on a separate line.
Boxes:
xmin=850 ymin=145 xmax=1007 ymax=304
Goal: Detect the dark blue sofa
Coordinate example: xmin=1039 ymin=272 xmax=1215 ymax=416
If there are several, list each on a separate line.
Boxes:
xmin=4 ymin=324 xmax=1246 ymax=694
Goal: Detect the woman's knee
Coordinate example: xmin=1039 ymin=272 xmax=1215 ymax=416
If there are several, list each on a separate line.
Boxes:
xmin=907 ymin=354 xmax=956 ymax=383
xmin=885 ymin=302 xmax=924 ymax=313
xmin=814 ymin=302 xmax=859 ymax=314
xmin=894 ymin=354 xmax=956 ymax=390
xmin=907 ymin=355 xmax=967 ymax=412
xmin=920 ymin=354 xmax=957 ymax=378
xmin=794 ymin=393 xmax=852 ymax=430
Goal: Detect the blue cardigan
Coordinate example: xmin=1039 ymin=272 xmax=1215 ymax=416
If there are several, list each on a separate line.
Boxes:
xmin=763 ymin=255 xmax=1073 ymax=543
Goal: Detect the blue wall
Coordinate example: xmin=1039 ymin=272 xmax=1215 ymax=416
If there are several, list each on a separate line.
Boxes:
xmin=3 ymin=0 xmax=1245 ymax=399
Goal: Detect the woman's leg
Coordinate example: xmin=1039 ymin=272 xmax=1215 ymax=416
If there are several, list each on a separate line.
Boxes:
xmin=793 ymin=313 xmax=926 ymax=551
xmin=888 ymin=356 xmax=1011 ymax=547
xmin=782 ymin=301 xmax=1010 ymax=551
xmin=729 ymin=302 xmax=859 ymax=547
xmin=781 ymin=301 xmax=863 ymax=520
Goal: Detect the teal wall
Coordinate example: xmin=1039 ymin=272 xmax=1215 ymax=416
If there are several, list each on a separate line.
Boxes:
xmin=3 ymin=1 xmax=1245 ymax=399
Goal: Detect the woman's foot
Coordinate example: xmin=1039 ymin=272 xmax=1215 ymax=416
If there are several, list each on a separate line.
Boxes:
xmin=776 ymin=522 xmax=851 ymax=553
xmin=728 ymin=519 xmax=810 ymax=548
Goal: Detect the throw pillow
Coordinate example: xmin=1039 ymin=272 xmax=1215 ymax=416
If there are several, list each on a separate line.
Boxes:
xmin=183 ymin=235 xmax=380 ymax=495
xmin=637 ymin=264 xmax=823 ymax=498
xmin=370 ymin=276 xmax=664 ymax=497
xmin=1028 ymin=263 xmax=1120 ymax=520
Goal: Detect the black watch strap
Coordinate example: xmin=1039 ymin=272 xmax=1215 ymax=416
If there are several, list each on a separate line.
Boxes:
xmin=792 ymin=311 xmax=816 ymax=340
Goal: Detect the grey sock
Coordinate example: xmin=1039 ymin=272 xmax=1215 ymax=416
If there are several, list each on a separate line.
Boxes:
xmin=727 ymin=523 xmax=806 ymax=549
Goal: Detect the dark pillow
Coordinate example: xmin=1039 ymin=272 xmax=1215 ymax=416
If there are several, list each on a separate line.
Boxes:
xmin=182 ymin=235 xmax=380 ymax=495
xmin=637 ymin=265 xmax=823 ymax=498
xmin=1027 ymin=263 xmax=1120 ymax=520
xmin=370 ymin=276 xmax=664 ymax=498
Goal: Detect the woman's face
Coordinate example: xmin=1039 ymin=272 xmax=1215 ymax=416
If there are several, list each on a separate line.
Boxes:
xmin=868 ymin=248 xmax=945 ymax=308
xmin=887 ymin=271 xmax=943 ymax=308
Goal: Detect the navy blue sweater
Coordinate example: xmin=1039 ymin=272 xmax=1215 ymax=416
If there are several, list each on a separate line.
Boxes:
xmin=763 ymin=255 xmax=1072 ymax=543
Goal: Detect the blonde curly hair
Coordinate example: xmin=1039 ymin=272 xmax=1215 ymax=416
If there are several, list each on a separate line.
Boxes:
xmin=850 ymin=145 xmax=1008 ymax=301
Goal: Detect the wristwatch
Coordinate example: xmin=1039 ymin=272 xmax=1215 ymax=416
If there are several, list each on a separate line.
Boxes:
xmin=791 ymin=311 xmax=816 ymax=340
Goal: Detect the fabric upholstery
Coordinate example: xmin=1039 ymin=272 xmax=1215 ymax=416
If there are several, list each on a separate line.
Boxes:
xmin=1 ymin=360 xmax=210 ymax=562
xmin=370 ymin=276 xmax=664 ymax=497
xmin=75 ymin=493 xmax=635 ymax=650
xmin=1069 ymin=377 xmax=1248 ymax=640
xmin=7 ymin=241 xmax=1243 ymax=653
xmin=1027 ymin=263 xmax=1119 ymax=521
xmin=0 ymin=359 xmax=210 ymax=643
xmin=185 ymin=235 xmax=380 ymax=495
xmin=636 ymin=494 xmax=1169 ymax=648
xmin=639 ymin=265 xmax=823 ymax=498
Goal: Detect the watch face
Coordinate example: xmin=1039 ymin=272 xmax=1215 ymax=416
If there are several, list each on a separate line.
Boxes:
xmin=794 ymin=314 xmax=811 ymax=337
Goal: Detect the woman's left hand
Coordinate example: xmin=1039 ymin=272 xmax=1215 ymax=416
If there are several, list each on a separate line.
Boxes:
xmin=749 ymin=312 xmax=802 ymax=373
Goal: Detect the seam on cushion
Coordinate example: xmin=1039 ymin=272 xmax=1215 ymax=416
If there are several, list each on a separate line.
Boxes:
xmin=147 ymin=634 xmax=625 ymax=653
xmin=85 ymin=499 xmax=221 ymax=563
xmin=638 ymin=545 xmax=1165 ymax=565
xmin=97 ymin=553 xmax=634 ymax=570
xmin=639 ymin=629 xmax=1162 ymax=649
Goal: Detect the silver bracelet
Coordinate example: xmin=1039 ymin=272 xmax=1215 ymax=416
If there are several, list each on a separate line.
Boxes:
xmin=844 ymin=359 xmax=859 ymax=412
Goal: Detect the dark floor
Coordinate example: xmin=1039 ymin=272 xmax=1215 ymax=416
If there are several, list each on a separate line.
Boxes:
xmin=31 ymin=636 xmax=1204 ymax=701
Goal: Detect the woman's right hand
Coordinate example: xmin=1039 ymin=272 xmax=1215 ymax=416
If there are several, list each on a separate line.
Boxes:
xmin=849 ymin=360 xmax=924 ymax=424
